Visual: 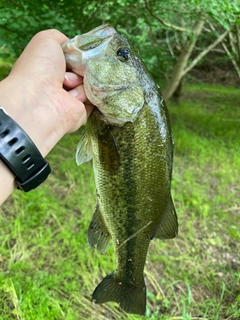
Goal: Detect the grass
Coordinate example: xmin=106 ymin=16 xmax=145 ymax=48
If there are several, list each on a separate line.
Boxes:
xmin=0 ymin=56 xmax=14 ymax=79
xmin=0 ymin=84 xmax=240 ymax=320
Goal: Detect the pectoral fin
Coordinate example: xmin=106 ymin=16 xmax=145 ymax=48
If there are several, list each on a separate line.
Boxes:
xmin=76 ymin=130 xmax=93 ymax=165
xmin=154 ymin=196 xmax=178 ymax=239
xmin=88 ymin=203 xmax=111 ymax=254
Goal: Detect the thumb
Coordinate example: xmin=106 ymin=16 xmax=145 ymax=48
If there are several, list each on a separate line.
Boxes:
xmin=60 ymin=89 xmax=94 ymax=133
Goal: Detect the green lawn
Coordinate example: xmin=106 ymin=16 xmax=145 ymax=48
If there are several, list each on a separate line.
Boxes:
xmin=0 ymin=84 xmax=239 ymax=320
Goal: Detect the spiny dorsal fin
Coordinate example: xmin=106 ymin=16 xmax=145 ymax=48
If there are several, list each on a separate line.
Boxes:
xmin=154 ymin=195 xmax=178 ymax=239
xmin=88 ymin=203 xmax=111 ymax=254
xmin=76 ymin=130 xmax=93 ymax=166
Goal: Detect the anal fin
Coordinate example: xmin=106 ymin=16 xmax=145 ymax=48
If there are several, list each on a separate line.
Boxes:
xmin=88 ymin=203 xmax=111 ymax=254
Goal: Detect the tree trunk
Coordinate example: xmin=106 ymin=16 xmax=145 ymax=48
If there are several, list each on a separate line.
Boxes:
xmin=172 ymin=77 xmax=184 ymax=103
xmin=235 ymin=25 xmax=240 ymax=66
xmin=162 ymin=19 xmax=204 ymax=101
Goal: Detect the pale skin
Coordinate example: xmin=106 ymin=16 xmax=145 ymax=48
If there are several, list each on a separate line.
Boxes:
xmin=0 ymin=29 xmax=94 ymax=205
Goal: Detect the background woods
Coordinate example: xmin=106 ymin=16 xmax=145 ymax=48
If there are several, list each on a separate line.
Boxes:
xmin=0 ymin=0 xmax=239 ymax=99
xmin=0 ymin=1 xmax=240 ymax=320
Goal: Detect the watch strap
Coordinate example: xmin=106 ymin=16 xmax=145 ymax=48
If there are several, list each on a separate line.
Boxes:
xmin=0 ymin=107 xmax=51 ymax=192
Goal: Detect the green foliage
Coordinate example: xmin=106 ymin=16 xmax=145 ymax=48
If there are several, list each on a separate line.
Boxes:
xmin=0 ymin=3 xmax=78 ymax=56
xmin=0 ymin=0 xmax=239 ymax=84
xmin=0 ymin=85 xmax=240 ymax=319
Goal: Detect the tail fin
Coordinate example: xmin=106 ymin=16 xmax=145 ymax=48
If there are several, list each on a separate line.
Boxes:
xmin=92 ymin=273 xmax=146 ymax=315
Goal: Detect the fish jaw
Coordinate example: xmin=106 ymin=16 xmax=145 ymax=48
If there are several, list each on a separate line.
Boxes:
xmin=62 ymin=25 xmax=116 ymax=76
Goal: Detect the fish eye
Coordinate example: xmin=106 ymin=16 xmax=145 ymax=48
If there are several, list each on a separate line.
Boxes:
xmin=116 ymin=47 xmax=131 ymax=61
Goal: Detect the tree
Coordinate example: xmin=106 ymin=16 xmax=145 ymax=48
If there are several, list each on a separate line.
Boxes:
xmin=143 ymin=0 xmax=240 ymax=99
xmin=218 ymin=24 xmax=240 ymax=79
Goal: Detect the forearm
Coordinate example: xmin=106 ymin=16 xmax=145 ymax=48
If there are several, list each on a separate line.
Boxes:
xmin=0 ymin=160 xmax=16 ymax=204
xmin=0 ymin=76 xmax=64 ymax=203
xmin=0 ymin=76 xmax=47 ymax=204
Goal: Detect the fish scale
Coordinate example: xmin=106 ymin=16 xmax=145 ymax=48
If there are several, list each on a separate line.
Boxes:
xmin=62 ymin=24 xmax=178 ymax=315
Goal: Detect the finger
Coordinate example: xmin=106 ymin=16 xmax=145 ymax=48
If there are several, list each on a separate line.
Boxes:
xmin=67 ymin=103 xmax=94 ymax=133
xmin=68 ymin=84 xmax=90 ymax=103
xmin=11 ymin=29 xmax=69 ymax=79
xmin=38 ymin=29 xmax=69 ymax=45
xmin=64 ymin=72 xmax=83 ymax=88
xmin=85 ymin=103 xmax=94 ymax=118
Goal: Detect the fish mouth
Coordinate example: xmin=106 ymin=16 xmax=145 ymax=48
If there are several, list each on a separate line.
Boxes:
xmin=62 ymin=25 xmax=117 ymax=70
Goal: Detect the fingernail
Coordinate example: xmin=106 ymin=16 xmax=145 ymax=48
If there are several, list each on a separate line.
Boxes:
xmin=69 ymin=89 xmax=78 ymax=97
xmin=65 ymin=72 xmax=79 ymax=82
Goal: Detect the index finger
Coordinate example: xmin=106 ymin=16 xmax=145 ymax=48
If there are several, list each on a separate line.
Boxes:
xmin=64 ymin=72 xmax=83 ymax=88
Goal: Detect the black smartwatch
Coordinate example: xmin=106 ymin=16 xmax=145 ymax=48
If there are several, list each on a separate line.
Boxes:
xmin=0 ymin=107 xmax=51 ymax=192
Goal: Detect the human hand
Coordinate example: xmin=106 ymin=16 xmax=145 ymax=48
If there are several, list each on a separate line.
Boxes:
xmin=0 ymin=29 xmax=94 ymax=204
xmin=0 ymin=29 xmax=94 ymax=157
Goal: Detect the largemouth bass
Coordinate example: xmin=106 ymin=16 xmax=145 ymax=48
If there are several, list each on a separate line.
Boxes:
xmin=62 ymin=25 xmax=178 ymax=315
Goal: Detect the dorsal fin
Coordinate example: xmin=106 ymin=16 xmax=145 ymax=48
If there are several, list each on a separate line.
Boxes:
xmin=154 ymin=196 xmax=178 ymax=239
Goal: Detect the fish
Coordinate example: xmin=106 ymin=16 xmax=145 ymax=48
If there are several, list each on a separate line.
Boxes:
xmin=62 ymin=24 xmax=178 ymax=316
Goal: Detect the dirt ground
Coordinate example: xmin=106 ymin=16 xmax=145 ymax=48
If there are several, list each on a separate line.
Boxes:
xmin=189 ymin=62 xmax=239 ymax=87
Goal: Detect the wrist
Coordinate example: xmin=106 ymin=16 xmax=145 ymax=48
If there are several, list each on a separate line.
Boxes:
xmin=0 ymin=159 xmax=16 ymax=204
xmin=0 ymin=107 xmax=51 ymax=192
xmin=0 ymin=75 xmax=62 ymax=157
